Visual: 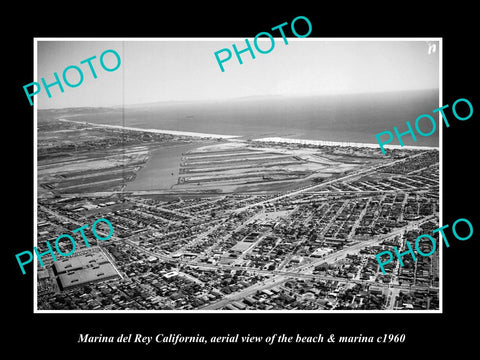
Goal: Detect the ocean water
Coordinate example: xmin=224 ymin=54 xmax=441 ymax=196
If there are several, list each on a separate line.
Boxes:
xmin=63 ymin=89 xmax=440 ymax=147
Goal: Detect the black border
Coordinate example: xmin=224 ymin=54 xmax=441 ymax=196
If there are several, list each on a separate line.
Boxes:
xmin=7 ymin=5 xmax=478 ymax=355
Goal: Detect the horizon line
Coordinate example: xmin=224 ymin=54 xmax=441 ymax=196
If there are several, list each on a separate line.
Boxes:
xmin=38 ymin=87 xmax=439 ymax=111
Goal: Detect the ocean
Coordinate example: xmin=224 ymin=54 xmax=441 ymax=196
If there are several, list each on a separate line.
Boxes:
xmin=58 ymin=89 xmax=440 ymax=147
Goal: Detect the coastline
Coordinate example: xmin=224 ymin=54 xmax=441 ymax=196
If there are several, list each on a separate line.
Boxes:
xmin=56 ymin=118 xmax=439 ymax=151
xmin=57 ymin=118 xmax=241 ymax=140
xmin=252 ymin=136 xmax=439 ymax=151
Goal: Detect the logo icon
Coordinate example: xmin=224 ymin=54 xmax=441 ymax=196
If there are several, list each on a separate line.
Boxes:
xmin=427 ymin=41 xmax=437 ymax=55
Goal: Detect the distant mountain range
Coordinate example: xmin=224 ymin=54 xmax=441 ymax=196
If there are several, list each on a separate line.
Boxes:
xmin=40 ymin=89 xmax=438 ymax=113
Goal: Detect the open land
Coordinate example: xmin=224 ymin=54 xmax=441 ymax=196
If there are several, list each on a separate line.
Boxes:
xmin=36 ymin=115 xmax=440 ymax=311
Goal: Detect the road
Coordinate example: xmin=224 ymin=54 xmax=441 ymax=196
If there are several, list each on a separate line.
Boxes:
xmin=231 ymin=151 xmax=429 ymax=213
xmin=199 ymin=214 xmax=437 ymax=310
xmin=41 ymin=202 xmax=437 ymax=299
xmin=38 ymin=150 xmax=438 ymax=310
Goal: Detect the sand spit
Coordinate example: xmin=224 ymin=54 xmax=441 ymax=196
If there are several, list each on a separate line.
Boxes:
xmin=57 ymin=118 xmax=241 ymax=139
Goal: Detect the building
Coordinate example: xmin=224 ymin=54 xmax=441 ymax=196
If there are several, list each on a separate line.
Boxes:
xmin=54 ymin=251 xmax=120 ymax=291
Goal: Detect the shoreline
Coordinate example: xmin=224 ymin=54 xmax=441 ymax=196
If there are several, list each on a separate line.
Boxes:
xmin=57 ymin=118 xmax=439 ymax=151
xmin=57 ymin=118 xmax=241 ymax=140
xmin=252 ymin=137 xmax=439 ymax=151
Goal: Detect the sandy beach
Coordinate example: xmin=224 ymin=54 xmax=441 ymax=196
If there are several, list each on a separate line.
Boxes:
xmin=253 ymin=136 xmax=439 ymax=151
xmin=56 ymin=118 xmax=438 ymax=151
xmin=57 ymin=118 xmax=241 ymax=140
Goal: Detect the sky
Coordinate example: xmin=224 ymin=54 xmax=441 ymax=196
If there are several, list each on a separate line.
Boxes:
xmin=35 ymin=39 xmax=440 ymax=109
